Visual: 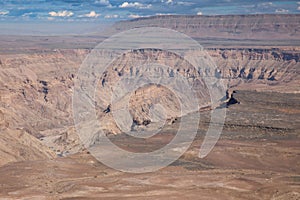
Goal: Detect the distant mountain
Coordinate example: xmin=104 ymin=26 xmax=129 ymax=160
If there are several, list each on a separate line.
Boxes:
xmin=112 ymin=14 xmax=300 ymax=41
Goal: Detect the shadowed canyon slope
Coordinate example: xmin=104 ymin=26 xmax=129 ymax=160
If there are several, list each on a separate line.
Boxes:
xmin=0 ymin=14 xmax=299 ymax=199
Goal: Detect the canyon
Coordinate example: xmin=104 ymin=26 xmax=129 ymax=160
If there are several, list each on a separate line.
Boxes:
xmin=0 ymin=14 xmax=299 ymax=199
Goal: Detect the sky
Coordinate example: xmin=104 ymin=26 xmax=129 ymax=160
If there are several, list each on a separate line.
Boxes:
xmin=0 ymin=0 xmax=299 ymax=22
xmin=0 ymin=0 xmax=299 ymax=35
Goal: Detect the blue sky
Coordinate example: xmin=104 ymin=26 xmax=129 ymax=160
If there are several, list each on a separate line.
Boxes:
xmin=0 ymin=0 xmax=299 ymax=22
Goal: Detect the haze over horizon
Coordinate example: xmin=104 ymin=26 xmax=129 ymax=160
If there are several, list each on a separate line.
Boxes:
xmin=0 ymin=0 xmax=299 ymax=35
xmin=0 ymin=0 xmax=299 ymax=22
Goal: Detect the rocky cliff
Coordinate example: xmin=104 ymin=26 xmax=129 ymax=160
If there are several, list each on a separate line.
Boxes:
xmin=113 ymin=14 xmax=300 ymax=41
xmin=209 ymin=48 xmax=300 ymax=91
xmin=0 ymin=14 xmax=299 ymax=165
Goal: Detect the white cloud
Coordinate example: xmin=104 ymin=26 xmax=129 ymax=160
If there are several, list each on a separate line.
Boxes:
xmin=95 ymin=0 xmax=114 ymax=7
xmin=128 ymin=14 xmax=141 ymax=18
xmin=95 ymin=0 xmax=110 ymax=5
xmin=104 ymin=14 xmax=119 ymax=19
xmin=119 ymin=2 xmax=152 ymax=9
xmin=128 ymin=14 xmax=149 ymax=18
xmin=81 ymin=11 xmax=101 ymax=18
xmin=162 ymin=0 xmax=193 ymax=6
xmin=178 ymin=1 xmax=194 ymax=6
xmin=156 ymin=13 xmax=173 ymax=16
xmin=275 ymin=8 xmax=289 ymax=13
xmin=22 ymin=12 xmax=33 ymax=17
xmin=160 ymin=0 xmax=174 ymax=5
xmin=197 ymin=11 xmax=202 ymax=15
xmin=0 ymin=11 xmax=9 ymax=15
xmin=49 ymin=10 xmax=74 ymax=17
xmin=297 ymin=6 xmax=300 ymax=10
xmin=260 ymin=2 xmax=273 ymax=7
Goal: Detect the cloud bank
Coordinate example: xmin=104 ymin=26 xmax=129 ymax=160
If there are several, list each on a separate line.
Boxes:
xmin=119 ymin=2 xmax=152 ymax=9
xmin=0 ymin=0 xmax=298 ymax=22
xmin=49 ymin=10 xmax=74 ymax=17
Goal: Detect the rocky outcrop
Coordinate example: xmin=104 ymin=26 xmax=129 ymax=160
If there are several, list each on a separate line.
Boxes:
xmin=0 ymin=50 xmax=88 ymax=161
xmin=0 ymin=128 xmax=55 ymax=166
xmin=94 ymin=49 xmax=210 ymax=134
xmin=110 ymin=14 xmax=300 ymax=92
xmin=0 ymin=46 xmax=298 ymax=139
xmin=208 ymin=48 xmax=300 ymax=87
xmin=0 ymin=14 xmax=299 ymax=164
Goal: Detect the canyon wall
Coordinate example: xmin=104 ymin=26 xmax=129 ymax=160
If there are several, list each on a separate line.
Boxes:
xmin=0 ymin=14 xmax=299 ymax=165
xmin=113 ymin=14 xmax=300 ymax=41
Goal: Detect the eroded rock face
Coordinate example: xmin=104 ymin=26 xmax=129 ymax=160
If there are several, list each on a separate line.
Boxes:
xmin=0 ymin=110 xmax=9 ymax=130
xmin=0 ymin=50 xmax=88 ymax=164
xmin=209 ymin=48 xmax=300 ymax=87
xmin=0 ymin=15 xmax=299 ymax=164
xmin=0 ymin=15 xmax=299 ymax=199
xmin=0 ymin=45 xmax=299 ymax=159
xmin=92 ymin=49 xmax=212 ymax=135
xmin=0 ymin=128 xmax=55 ymax=166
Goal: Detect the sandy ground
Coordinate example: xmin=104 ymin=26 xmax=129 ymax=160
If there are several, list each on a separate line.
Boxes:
xmin=0 ymin=90 xmax=299 ymax=200
xmin=0 ymin=137 xmax=299 ymax=200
